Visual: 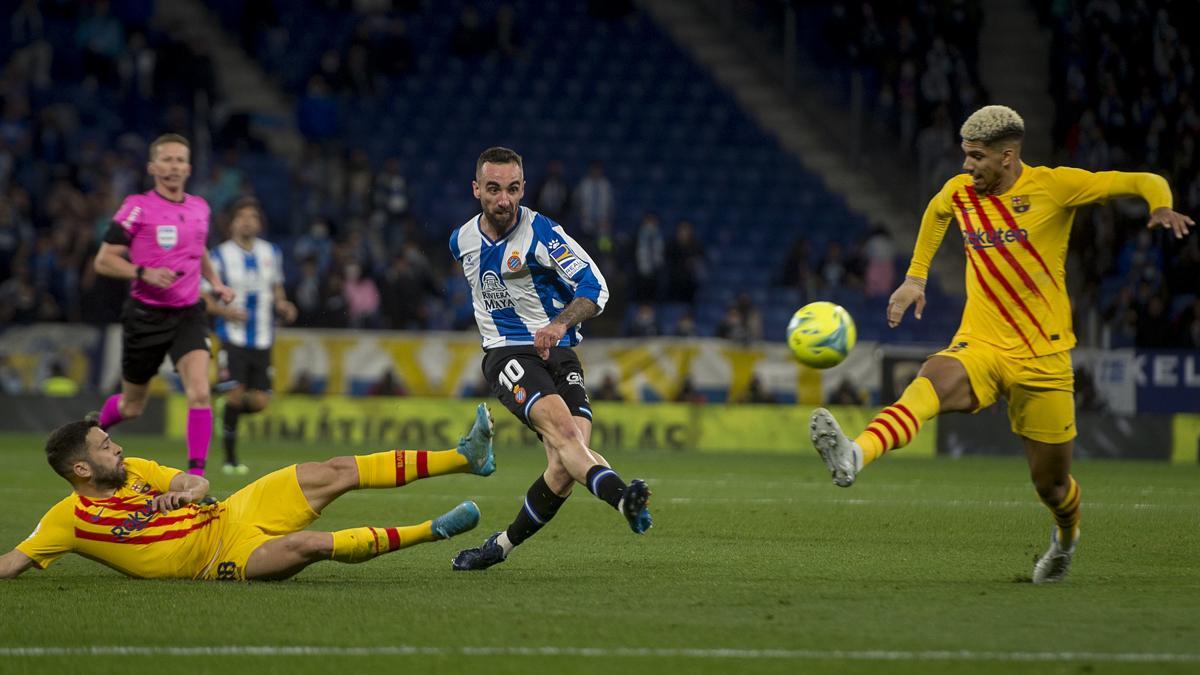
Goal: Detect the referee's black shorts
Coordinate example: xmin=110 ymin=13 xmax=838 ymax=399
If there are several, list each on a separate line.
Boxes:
xmin=120 ymin=299 xmax=210 ymax=385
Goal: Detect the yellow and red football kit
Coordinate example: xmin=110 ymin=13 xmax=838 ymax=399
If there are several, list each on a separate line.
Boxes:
xmin=907 ymin=164 xmax=1171 ymax=443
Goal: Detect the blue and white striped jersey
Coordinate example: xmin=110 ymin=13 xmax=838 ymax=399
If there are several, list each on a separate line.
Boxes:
xmin=450 ymin=207 xmax=609 ymax=349
xmin=206 ymin=238 xmax=285 ymax=350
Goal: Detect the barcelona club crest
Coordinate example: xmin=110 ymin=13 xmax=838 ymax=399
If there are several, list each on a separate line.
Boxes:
xmin=1011 ymin=195 xmax=1032 ymax=214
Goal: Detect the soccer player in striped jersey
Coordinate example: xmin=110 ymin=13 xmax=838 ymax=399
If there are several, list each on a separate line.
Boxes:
xmin=204 ymin=198 xmax=298 ymax=475
xmin=93 ymin=134 xmax=235 ymax=477
xmin=449 ymin=147 xmax=652 ymax=572
xmin=0 ymin=406 xmax=495 ymax=581
xmin=809 ymin=105 xmax=1193 ymax=583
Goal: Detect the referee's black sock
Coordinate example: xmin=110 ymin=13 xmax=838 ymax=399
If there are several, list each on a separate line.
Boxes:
xmin=504 ymin=475 xmax=569 ymax=547
xmin=585 ymin=465 xmax=627 ymax=510
xmin=223 ymin=402 xmax=242 ymax=465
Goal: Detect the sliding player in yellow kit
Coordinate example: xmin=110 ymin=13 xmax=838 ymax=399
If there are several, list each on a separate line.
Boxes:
xmin=0 ymin=405 xmax=496 ymax=581
xmin=810 ymin=105 xmax=1193 ymax=583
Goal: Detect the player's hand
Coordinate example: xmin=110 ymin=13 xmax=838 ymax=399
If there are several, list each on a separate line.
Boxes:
xmin=534 ymin=322 xmax=568 ymax=360
xmin=1147 ymin=207 xmax=1194 ymax=239
xmin=148 ymin=490 xmax=195 ymax=513
xmin=223 ymin=306 xmax=249 ymax=322
xmin=142 ymin=267 xmax=177 ymax=288
xmin=213 ymin=282 xmax=236 ymax=305
xmin=276 ymin=300 xmax=298 ymax=324
xmin=887 ymin=276 xmax=927 ymax=328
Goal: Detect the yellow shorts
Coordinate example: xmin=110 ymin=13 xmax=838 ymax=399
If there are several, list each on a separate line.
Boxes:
xmin=201 ymin=465 xmax=320 ymax=581
xmin=934 ymin=338 xmax=1076 ymax=444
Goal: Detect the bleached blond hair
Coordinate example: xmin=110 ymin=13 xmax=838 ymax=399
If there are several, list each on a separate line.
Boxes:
xmin=960 ymin=105 xmax=1025 ymax=145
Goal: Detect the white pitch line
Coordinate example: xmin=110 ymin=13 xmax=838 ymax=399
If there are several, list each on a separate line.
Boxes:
xmin=0 ymin=646 xmax=1197 ymax=663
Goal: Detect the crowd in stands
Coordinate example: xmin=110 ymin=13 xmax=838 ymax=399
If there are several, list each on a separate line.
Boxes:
xmin=1041 ymin=1 xmax=1200 ymax=349
xmin=2 ymin=0 xmax=1196 ymax=353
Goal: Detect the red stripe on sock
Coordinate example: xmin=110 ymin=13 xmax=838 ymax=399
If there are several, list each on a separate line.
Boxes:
xmin=893 ymin=403 xmax=920 ymax=431
xmin=874 ymin=419 xmax=899 ymax=449
xmin=416 ymin=451 xmax=429 ymax=479
xmin=865 ymin=427 xmax=888 ymax=450
xmin=385 ymin=527 xmax=401 ymax=551
xmin=880 ymin=408 xmax=912 ymax=442
xmin=394 ymin=451 xmax=406 ymax=486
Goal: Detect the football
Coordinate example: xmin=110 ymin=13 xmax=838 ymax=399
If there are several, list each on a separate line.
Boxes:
xmin=786 ymin=301 xmax=857 ymax=369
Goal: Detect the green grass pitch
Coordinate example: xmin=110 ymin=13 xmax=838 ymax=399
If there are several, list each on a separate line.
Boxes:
xmin=0 ymin=431 xmax=1197 ymax=674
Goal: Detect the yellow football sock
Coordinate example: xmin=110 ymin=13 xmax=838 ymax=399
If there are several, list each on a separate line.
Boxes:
xmin=354 ymin=449 xmax=469 ymax=488
xmin=1039 ymin=476 xmax=1081 ymax=546
xmin=329 ymin=522 xmax=435 ymax=563
xmin=854 ymin=376 xmax=940 ymax=466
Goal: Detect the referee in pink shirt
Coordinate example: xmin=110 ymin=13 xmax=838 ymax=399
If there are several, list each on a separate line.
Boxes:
xmin=93 ymin=134 xmax=235 ymax=476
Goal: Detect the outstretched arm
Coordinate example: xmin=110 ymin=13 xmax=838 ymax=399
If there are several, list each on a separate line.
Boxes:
xmin=1107 ymin=172 xmax=1193 ymax=240
xmin=0 ymin=549 xmax=35 ymax=580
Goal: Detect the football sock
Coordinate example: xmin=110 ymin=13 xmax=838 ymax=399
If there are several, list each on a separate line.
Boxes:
xmin=353 ymin=449 xmax=469 ymax=488
xmin=98 ymin=394 xmax=124 ymax=430
xmin=504 ymin=475 xmax=569 ymax=547
xmin=585 ymin=465 xmax=627 ymax=510
xmin=222 ymin=402 xmax=242 ymax=466
xmin=330 ymin=523 xmax=435 ymax=563
xmin=854 ymin=376 xmax=939 ymax=466
xmin=186 ymin=407 xmax=213 ymax=476
xmin=1040 ymin=475 xmax=1081 ymax=547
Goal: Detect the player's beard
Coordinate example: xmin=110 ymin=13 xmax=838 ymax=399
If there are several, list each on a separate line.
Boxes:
xmin=485 ymin=206 xmax=516 ymax=231
xmin=90 ymin=461 xmax=128 ymax=491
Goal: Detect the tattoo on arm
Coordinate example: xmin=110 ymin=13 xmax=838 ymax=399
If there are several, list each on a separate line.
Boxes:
xmin=553 ymin=298 xmax=599 ymax=327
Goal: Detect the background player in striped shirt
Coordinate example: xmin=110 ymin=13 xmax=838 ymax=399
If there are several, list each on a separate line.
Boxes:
xmin=205 ymin=197 xmax=298 ymax=475
xmin=810 ymin=105 xmax=1193 ymax=583
xmin=92 ymin=134 xmax=235 ymax=477
xmin=0 ymin=405 xmax=496 ymax=581
xmin=449 ymin=147 xmax=652 ymax=572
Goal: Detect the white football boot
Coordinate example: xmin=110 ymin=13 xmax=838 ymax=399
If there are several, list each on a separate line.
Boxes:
xmin=810 ymin=407 xmax=863 ymax=487
xmin=1032 ymin=528 xmax=1078 ymax=584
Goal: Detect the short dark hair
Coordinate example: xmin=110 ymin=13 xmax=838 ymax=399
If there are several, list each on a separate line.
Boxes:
xmin=149 ymin=133 xmax=190 ymax=160
xmin=228 ymin=196 xmax=266 ymax=229
xmin=476 ymin=147 xmax=523 ymax=176
xmin=45 ymin=419 xmax=97 ymax=479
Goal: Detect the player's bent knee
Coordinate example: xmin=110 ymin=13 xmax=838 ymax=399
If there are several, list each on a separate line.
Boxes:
xmin=324 ymin=456 xmax=360 ymax=487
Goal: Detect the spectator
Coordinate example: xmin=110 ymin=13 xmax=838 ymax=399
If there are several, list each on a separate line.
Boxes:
xmin=496 ymin=4 xmax=522 ymax=59
xmin=861 ymin=226 xmax=896 ymax=297
xmin=594 ymin=373 xmax=622 ymax=401
xmin=1135 ymin=294 xmax=1171 ymax=348
xmin=291 ymin=256 xmax=325 ymax=326
xmin=628 ymin=303 xmax=659 ymax=337
xmin=451 ymin=6 xmax=493 ymax=59
xmin=665 ymin=220 xmax=703 ymax=303
xmin=673 ymin=311 xmax=698 ymax=337
xmin=342 ymin=262 xmax=381 ymax=328
xmin=533 ymin=159 xmax=570 ymax=222
xmin=829 ymin=379 xmax=865 ymax=405
xmin=367 ymin=369 xmax=408 ymax=397
xmin=0 ymin=354 xmax=23 ymax=394
xmin=743 ymin=375 xmax=775 ymax=404
xmin=779 ymin=237 xmax=817 ymax=299
xmin=372 ymin=156 xmax=410 ymax=227
xmin=294 ymin=219 xmax=334 ymax=273
xmin=818 ymin=240 xmax=848 ymax=290
xmin=573 ymin=160 xmax=613 ymax=237
xmin=633 ymin=213 xmax=664 ymax=301
xmin=76 ymin=0 xmax=123 ymax=86
xmin=289 ymin=371 xmax=318 ymax=395
xmin=381 ymin=252 xmax=427 ymax=329
xmin=40 ymin=360 xmax=78 ymax=397
xmin=296 ymin=75 xmax=340 ymax=140
xmin=345 ymin=148 xmax=374 ymax=217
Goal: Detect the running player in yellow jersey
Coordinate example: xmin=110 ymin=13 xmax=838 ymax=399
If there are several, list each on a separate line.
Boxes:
xmin=0 ymin=405 xmax=497 ymax=581
xmin=809 ymin=105 xmax=1193 ymax=583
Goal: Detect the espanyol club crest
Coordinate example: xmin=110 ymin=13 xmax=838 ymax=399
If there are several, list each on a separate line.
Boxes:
xmin=156 ymin=225 xmax=178 ymax=249
xmin=506 ymin=250 xmax=523 ymax=272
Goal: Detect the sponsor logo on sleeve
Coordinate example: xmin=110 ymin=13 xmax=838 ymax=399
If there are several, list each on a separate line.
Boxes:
xmin=548 ymin=238 xmax=586 ymax=276
xmin=121 ymin=206 xmax=142 ymax=231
